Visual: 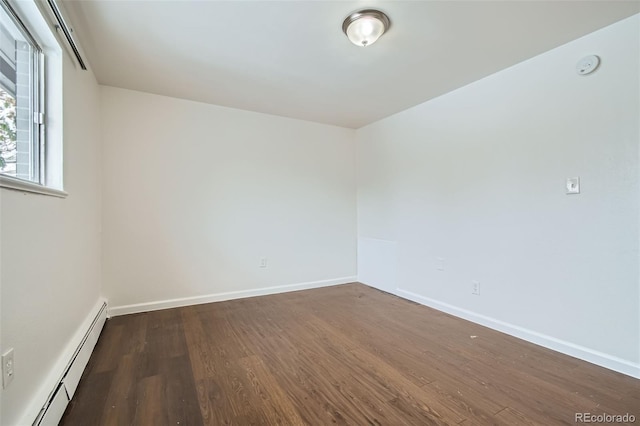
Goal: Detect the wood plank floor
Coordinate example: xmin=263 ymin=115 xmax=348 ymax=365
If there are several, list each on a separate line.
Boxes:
xmin=61 ymin=283 xmax=640 ymax=425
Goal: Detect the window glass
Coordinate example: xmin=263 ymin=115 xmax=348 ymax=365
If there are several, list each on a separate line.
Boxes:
xmin=0 ymin=3 xmax=41 ymax=183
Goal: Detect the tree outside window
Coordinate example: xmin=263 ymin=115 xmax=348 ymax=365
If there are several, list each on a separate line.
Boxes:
xmin=0 ymin=86 xmax=17 ymax=174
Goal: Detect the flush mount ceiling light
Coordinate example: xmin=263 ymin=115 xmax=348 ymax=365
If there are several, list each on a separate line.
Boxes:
xmin=342 ymin=9 xmax=390 ymax=47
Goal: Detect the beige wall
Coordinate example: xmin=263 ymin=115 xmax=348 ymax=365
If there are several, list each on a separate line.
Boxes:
xmin=357 ymin=15 xmax=639 ymax=375
xmin=0 ymin=54 xmax=103 ymax=424
xmin=100 ymin=87 xmax=357 ymax=310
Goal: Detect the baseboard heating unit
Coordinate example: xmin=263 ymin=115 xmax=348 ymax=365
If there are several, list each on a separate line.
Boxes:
xmin=33 ymin=301 xmax=108 ymax=425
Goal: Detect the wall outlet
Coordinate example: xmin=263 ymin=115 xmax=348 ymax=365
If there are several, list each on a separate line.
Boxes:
xmin=2 ymin=348 xmax=14 ymax=389
xmin=566 ymin=177 xmax=580 ymax=194
xmin=259 ymin=257 xmax=268 ymax=268
xmin=471 ymin=280 xmax=480 ymax=296
xmin=436 ymin=257 xmax=445 ymax=271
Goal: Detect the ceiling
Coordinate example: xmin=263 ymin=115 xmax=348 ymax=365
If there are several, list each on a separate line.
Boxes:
xmin=63 ymin=1 xmax=639 ymax=129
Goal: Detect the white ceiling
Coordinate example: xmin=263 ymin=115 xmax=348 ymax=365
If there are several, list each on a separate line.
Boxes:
xmin=64 ymin=1 xmax=639 ymax=129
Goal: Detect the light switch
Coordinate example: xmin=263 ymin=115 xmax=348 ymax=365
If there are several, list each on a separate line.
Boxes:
xmin=566 ymin=177 xmax=580 ymax=194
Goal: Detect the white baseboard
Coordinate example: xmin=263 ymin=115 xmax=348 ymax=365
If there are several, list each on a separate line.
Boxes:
xmin=108 ymin=276 xmax=358 ymax=317
xmin=18 ymin=297 xmax=108 ymax=426
xmin=392 ymin=287 xmax=640 ymax=379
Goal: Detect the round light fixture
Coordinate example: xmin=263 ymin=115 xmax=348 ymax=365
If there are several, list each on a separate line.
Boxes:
xmin=342 ymin=9 xmax=390 ymax=47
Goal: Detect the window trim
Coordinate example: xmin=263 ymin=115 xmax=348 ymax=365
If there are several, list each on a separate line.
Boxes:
xmin=0 ymin=0 xmax=65 ymax=197
xmin=0 ymin=173 xmax=66 ymax=197
xmin=1 ymin=0 xmax=45 ymax=185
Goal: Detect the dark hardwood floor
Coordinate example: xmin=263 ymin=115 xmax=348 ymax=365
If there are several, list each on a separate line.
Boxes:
xmin=61 ymin=283 xmax=639 ymax=425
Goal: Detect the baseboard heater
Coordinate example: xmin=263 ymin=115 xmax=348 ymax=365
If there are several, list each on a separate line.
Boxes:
xmin=33 ymin=302 xmax=108 ymax=425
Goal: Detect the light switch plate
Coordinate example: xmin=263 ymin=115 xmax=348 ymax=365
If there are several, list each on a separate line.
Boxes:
xmin=566 ymin=177 xmax=580 ymax=194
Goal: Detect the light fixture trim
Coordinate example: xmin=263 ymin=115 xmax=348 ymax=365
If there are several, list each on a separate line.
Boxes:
xmin=342 ymin=9 xmax=390 ymax=47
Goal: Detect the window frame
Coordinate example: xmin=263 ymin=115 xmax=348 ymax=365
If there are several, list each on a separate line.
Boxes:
xmin=0 ymin=0 xmax=66 ymax=198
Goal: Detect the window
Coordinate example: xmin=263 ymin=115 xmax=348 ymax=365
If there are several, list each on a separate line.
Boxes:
xmin=0 ymin=1 xmax=43 ymax=184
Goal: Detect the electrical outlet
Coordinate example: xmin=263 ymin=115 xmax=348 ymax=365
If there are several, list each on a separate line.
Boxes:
xmin=2 ymin=348 xmax=14 ymax=388
xmin=566 ymin=177 xmax=580 ymax=194
xmin=259 ymin=257 xmax=268 ymax=268
xmin=472 ymin=281 xmax=480 ymax=296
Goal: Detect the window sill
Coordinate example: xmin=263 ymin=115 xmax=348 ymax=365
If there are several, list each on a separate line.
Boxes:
xmin=0 ymin=175 xmax=67 ymax=198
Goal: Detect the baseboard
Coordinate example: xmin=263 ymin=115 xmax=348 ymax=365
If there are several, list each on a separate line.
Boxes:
xmin=18 ymin=297 xmax=108 ymax=426
xmin=392 ymin=287 xmax=640 ymax=379
xmin=108 ymin=276 xmax=358 ymax=317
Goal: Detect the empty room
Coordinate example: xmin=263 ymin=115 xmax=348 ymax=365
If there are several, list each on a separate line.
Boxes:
xmin=1 ymin=0 xmax=639 ymax=424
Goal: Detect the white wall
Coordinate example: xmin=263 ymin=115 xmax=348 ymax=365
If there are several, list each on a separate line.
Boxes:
xmin=0 ymin=57 xmax=103 ymax=424
xmin=101 ymin=87 xmax=356 ymax=311
xmin=357 ymin=15 xmax=639 ymax=375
